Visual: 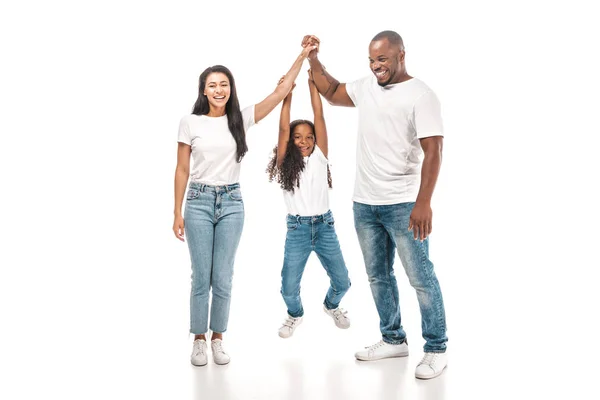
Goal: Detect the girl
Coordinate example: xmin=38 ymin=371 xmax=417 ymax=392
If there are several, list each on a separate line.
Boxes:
xmin=173 ymin=44 xmax=316 ymax=366
xmin=266 ymin=70 xmax=351 ymax=338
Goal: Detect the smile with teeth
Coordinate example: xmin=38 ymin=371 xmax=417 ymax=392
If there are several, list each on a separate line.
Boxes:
xmin=374 ymin=70 xmax=388 ymax=79
xmin=214 ymin=96 xmax=226 ymax=100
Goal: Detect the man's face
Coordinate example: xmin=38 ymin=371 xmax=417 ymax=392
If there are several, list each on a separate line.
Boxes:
xmin=368 ymin=38 xmax=403 ymax=87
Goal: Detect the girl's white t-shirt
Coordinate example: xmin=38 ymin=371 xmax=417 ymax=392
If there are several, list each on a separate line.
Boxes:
xmin=177 ymin=105 xmax=255 ymax=185
xmin=283 ymin=145 xmax=330 ymax=216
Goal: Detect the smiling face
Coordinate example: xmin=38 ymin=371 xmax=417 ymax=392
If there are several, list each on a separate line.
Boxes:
xmin=368 ymin=38 xmax=404 ymax=87
xmin=293 ymin=123 xmax=315 ymax=157
xmin=203 ymin=72 xmax=230 ymax=110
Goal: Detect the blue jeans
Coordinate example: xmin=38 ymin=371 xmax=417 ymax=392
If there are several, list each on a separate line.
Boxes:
xmin=353 ymin=202 xmax=447 ymax=353
xmin=281 ymin=210 xmax=351 ymax=318
xmin=184 ymin=182 xmax=244 ymax=334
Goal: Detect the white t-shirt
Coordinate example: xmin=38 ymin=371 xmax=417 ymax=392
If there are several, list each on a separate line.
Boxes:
xmin=345 ymin=76 xmax=443 ymax=205
xmin=177 ymin=105 xmax=255 ymax=185
xmin=283 ymin=145 xmax=330 ymax=216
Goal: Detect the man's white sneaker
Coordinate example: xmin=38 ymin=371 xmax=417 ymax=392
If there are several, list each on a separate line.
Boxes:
xmin=278 ymin=315 xmax=303 ymax=338
xmin=211 ymin=339 xmax=230 ymax=365
xmin=323 ymin=305 xmax=351 ymax=329
xmin=190 ymin=339 xmax=208 ymax=366
xmin=355 ymin=339 xmax=409 ymax=361
xmin=415 ymin=352 xmax=448 ymax=379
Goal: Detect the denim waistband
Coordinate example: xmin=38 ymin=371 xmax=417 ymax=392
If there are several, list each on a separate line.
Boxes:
xmin=287 ymin=210 xmax=332 ymax=224
xmin=189 ymin=182 xmax=240 ymax=193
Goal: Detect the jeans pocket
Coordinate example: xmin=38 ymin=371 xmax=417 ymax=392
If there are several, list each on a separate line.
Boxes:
xmin=286 ymin=221 xmax=298 ymax=230
xmin=187 ymin=189 xmax=200 ymax=200
xmin=228 ymin=189 xmax=243 ymax=201
xmin=325 ymin=215 xmax=335 ymax=227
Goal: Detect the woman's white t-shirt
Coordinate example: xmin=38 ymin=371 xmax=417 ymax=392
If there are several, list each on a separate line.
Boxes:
xmin=177 ymin=105 xmax=255 ymax=185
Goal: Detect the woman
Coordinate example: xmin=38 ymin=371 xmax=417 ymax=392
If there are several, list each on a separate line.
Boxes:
xmin=173 ymin=44 xmax=316 ymax=366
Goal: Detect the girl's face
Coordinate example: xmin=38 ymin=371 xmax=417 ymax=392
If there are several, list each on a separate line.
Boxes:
xmin=204 ymin=72 xmax=230 ymax=110
xmin=293 ymin=123 xmax=315 ymax=157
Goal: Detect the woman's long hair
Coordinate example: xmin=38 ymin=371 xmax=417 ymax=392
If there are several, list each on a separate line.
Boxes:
xmin=266 ymin=120 xmax=332 ymax=193
xmin=192 ymin=65 xmax=247 ymax=162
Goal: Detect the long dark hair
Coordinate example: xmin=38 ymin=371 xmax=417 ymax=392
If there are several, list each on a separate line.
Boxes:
xmin=266 ymin=120 xmax=332 ymax=193
xmin=192 ymin=65 xmax=248 ymax=162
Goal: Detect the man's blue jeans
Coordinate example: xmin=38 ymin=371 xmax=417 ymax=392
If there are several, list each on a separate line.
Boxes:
xmin=353 ymin=201 xmax=447 ymax=353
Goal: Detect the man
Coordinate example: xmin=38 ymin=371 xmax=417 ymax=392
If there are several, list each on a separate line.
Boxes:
xmin=302 ymin=31 xmax=448 ymax=379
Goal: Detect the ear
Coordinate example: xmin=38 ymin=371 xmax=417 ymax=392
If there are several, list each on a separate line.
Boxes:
xmin=398 ymin=50 xmax=406 ymax=63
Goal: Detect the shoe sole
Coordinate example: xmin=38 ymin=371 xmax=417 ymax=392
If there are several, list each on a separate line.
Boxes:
xmin=191 ymin=359 xmax=208 ymax=366
xmin=213 ymin=359 xmax=230 ymax=365
xmin=415 ymin=365 xmax=447 ymax=379
xmin=355 ymin=351 xmax=409 ymax=361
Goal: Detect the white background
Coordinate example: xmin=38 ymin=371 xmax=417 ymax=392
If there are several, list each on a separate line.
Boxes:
xmin=1 ymin=0 xmax=599 ymax=399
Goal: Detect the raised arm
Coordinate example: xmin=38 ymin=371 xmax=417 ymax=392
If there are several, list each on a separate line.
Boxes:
xmin=308 ymin=69 xmax=328 ymax=158
xmin=254 ymin=44 xmax=316 ymax=123
xmin=276 ymin=77 xmax=295 ymax=167
xmin=301 ymin=35 xmax=354 ymax=108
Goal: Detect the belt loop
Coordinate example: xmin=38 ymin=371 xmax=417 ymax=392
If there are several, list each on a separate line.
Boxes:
xmin=296 ymin=215 xmax=300 ymax=224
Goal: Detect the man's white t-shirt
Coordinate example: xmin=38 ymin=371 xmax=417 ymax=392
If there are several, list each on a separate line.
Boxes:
xmin=283 ymin=145 xmax=330 ymax=216
xmin=345 ymin=76 xmax=443 ymax=205
xmin=177 ymin=105 xmax=255 ymax=185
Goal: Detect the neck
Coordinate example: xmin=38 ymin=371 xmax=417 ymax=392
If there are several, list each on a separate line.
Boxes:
xmin=207 ymin=106 xmax=226 ymax=117
xmin=390 ymin=67 xmax=412 ymax=84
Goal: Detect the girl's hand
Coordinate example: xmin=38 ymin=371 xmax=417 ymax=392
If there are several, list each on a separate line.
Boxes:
xmin=278 ymin=76 xmax=296 ymax=96
xmin=307 ymin=69 xmax=315 ymax=84
xmin=173 ymin=215 xmax=185 ymax=241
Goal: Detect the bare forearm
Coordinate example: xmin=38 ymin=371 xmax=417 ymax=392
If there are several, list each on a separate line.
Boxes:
xmin=174 ymin=168 xmax=189 ymax=216
xmin=416 ymin=152 xmax=442 ymax=204
xmin=308 ymin=57 xmax=340 ymax=101
xmin=309 ymin=84 xmax=324 ymax=117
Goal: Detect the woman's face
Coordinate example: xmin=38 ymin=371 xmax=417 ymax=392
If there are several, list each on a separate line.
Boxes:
xmin=204 ymin=72 xmax=231 ymax=110
xmin=293 ymin=123 xmax=315 ymax=157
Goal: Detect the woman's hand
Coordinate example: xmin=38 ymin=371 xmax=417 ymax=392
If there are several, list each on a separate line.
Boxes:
xmin=173 ymin=215 xmax=185 ymax=242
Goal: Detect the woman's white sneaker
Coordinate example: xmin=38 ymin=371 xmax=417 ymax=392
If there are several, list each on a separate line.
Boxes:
xmin=415 ymin=352 xmax=448 ymax=379
xmin=323 ymin=305 xmax=351 ymax=329
xmin=190 ymin=339 xmax=208 ymax=366
xmin=211 ymin=339 xmax=230 ymax=365
xmin=278 ymin=315 xmax=303 ymax=338
xmin=355 ymin=339 xmax=409 ymax=361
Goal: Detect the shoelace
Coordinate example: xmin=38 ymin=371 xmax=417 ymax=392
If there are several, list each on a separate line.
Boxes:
xmin=212 ymin=340 xmax=226 ymax=355
xmin=194 ymin=341 xmax=206 ymax=356
xmin=365 ymin=340 xmax=386 ymax=351
xmin=419 ymin=353 xmax=438 ymax=366
xmin=332 ymin=308 xmax=348 ymax=320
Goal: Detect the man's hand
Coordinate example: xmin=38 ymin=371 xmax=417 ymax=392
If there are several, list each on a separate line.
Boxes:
xmin=408 ymin=201 xmax=432 ymax=241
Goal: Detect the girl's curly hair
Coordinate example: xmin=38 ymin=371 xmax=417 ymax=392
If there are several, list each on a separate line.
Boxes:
xmin=266 ymin=120 xmax=332 ymax=193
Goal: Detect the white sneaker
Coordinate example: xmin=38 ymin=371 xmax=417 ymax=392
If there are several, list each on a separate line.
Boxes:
xmin=323 ymin=305 xmax=351 ymax=329
xmin=355 ymin=339 xmax=409 ymax=361
xmin=415 ymin=352 xmax=448 ymax=379
xmin=190 ymin=339 xmax=208 ymax=366
xmin=278 ymin=315 xmax=303 ymax=338
xmin=211 ymin=339 xmax=230 ymax=365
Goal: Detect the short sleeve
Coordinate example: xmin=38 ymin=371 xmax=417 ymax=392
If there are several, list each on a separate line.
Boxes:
xmin=177 ymin=116 xmax=191 ymax=145
xmin=242 ymin=105 xmax=256 ymax=132
xmin=413 ymin=90 xmax=444 ymax=139
xmin=345 ymin=80 xmax=359 ymax=106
